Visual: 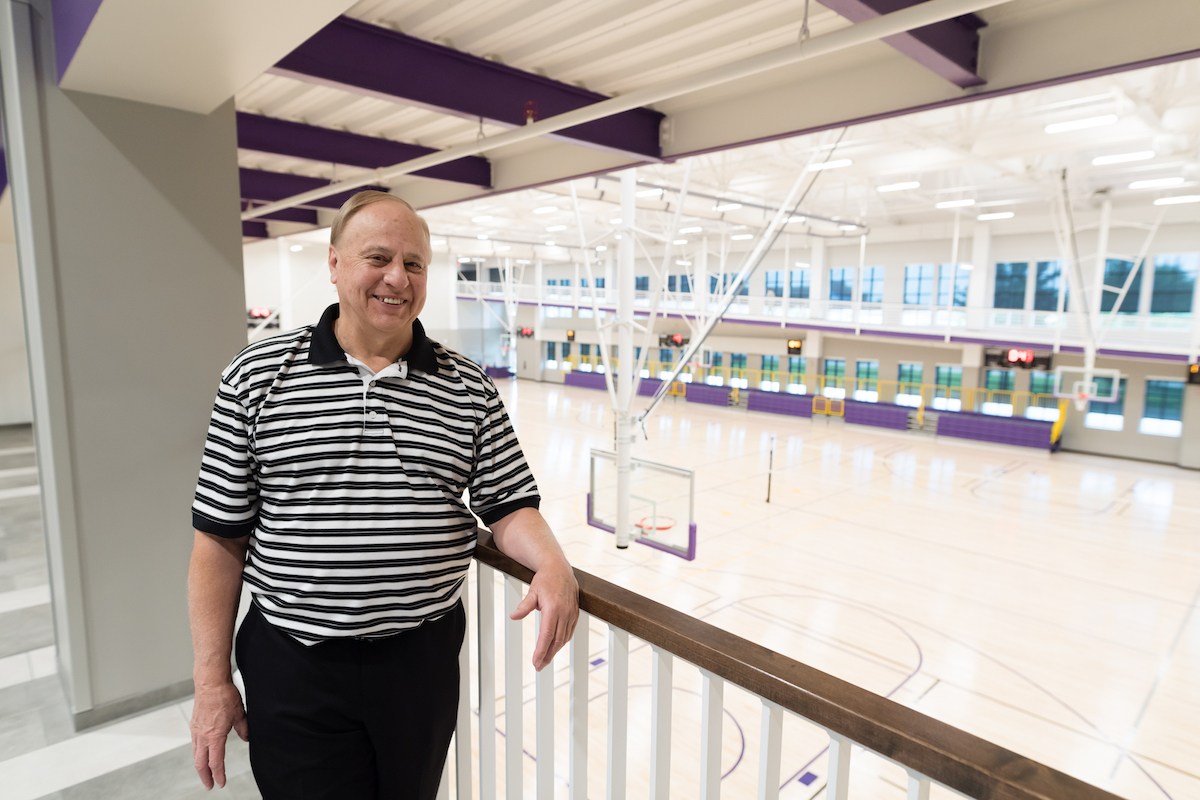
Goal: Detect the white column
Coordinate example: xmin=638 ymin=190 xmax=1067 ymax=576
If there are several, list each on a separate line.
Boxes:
xmin=809 ymin=237 xmax=827 ymax=319
xmin=967 ymin=222 xmax=990 ymax=329
xmin=696 ymin=239 xmax=710 ymax=317
xmin=615 ymin=169 xmax=636 ymax=549
xmin=278 ymin=237 xmax=294 ymax=331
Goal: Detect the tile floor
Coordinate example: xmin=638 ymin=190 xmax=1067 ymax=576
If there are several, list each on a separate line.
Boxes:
xmin=0 ymin=377 xmax=1196 ymax=799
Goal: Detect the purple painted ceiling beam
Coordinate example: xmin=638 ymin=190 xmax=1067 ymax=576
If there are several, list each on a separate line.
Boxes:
xmin=0 ymin=147 xmax=7 ymax=196
xmin=51 ymin=0 xmax=106 ymax=82
xmin=819 ymin=0 xmax=986 ymax=88
xmin=240 ymin=167 xmax=389 ymax=211
xmin=237 ymin=113 xmax=491 ymax=187
xmin=273 ymin=17 xmax=663 ymax=160
xmin=243 ymin=221 xmax=269 ymax=239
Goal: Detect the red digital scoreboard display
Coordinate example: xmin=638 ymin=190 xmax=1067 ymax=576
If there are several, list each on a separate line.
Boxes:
xmin=1006 ymin=348 xmax=1035 ymax=365
xmin=517 ymin=326 xmax=534 ymax=338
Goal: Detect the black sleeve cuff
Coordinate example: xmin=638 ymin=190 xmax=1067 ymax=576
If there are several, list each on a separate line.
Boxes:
xmin=192 ymin=511 xmax=257 ymax=539
xmin=477 ymin=496 xmax=541 ymax=527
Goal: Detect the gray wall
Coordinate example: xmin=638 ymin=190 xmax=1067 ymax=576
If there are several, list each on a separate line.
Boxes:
xmin=7 ymin=2 xmax=247 ymax=725
xmin=0 ymin=232 xmax=33 ymax=425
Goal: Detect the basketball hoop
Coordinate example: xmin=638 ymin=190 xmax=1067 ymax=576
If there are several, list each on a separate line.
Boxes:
xmin=635 ymin=516 xmax=676 ymax=533
xmin=1073 ymin=392 xmax=1090 ymax=412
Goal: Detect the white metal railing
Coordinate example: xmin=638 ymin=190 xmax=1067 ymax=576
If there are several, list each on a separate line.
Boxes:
xmin=435 ymin=534 xmax=1123 ymax=800
xmin=455 ymin=280 xmax=1198 ymax=356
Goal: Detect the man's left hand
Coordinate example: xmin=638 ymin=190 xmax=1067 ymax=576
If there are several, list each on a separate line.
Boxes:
xmin=510 ymin=560 xmax=579 ymax=671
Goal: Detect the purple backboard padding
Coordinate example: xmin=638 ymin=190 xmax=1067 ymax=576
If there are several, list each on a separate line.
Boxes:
xmin=843 ymin=400 xmax=910 ymax=430
xmin=564 ymin=372 xmax=607 ymax=390
xmin=936 ymin=411 xmax=1053 ymax=449
xmin=747 ymin=391 xmax=813 ymax=418
xmin=685 ymin=384 xmax=731 ymax=407
xmin=637 ymin=378 xmax=662 ymax=397
xmin=53 ymin=0 xmax=105 ymax=82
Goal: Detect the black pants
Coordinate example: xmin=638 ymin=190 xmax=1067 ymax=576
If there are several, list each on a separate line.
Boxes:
xmin=236 ymin=602 xmax=465 ymax=800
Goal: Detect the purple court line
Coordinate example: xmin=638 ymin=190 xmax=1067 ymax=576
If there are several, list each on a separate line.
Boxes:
xmin=704 ymin=570 xmax=1177 ymax=800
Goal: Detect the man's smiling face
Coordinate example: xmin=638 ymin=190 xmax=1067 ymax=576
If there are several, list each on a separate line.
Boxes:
xmin=328 ymin=200 xmax=431 ymax=343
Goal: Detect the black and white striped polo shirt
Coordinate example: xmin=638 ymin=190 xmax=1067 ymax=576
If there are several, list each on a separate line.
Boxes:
xmin=192 ymin=303 xmax=539 ymax=642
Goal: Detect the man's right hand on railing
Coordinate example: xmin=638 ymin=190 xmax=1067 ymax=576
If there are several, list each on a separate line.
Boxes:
xmin=488 ymin=507 xmax=580 ymax=671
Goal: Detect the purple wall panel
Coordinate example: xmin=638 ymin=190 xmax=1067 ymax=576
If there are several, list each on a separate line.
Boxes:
xmin=638 ymin=378 xmax=663 ymax=397
xmin=936 ymin=411 xmax=1053 ymax=449
xmin=564 ymin=372 xmax=607 ymax=391
xmin=685 ymin=384 xmax=731 ymax=407
xmin=747 ymin=391 xmax=813 ymax=418
xmin=52 ymin=0 xmax=105 ymax=82
xmin=843 ymin=400 xmax=909 ymax=430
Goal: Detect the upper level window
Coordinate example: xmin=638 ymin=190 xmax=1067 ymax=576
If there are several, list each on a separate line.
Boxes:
xmin=635 ymin=276 xmax=649 ymax=291
xmin=764 ymin=270 xmax=784 ymax=297
xmin=594 ymin=277 xmax=606 ymax=288
xmin=488 ymin=267 xmax=502 ymax=283
xmin=1084 ymin=376 xmax=1125 ymax=431
xmin=936 ymin=264 xmax=969 ymax=307
xmin=985 ymin=370 xmax=1015 ymax=391
xmin=861 ymin=266 xmax=884 ymax=303
xmin=789 ymin=269 xmax=810 ymax=299
xmin=1100 ymin=259 xmax=1139 ymax=313
xmin=677 ymin=275 xmax=689 ymax=293
xmin=829 ymin=268 xmax=855 ymax=302
xmin=761 ymin=355 xmax=780 ymax=373
xmin=667 ymin=276 xmax=676 ymax=292
xmin=1150 ymin=254 xmax=1198 ymax=313
xmin=904 ymin=264 xmax=934 ymax=305
xmin=993 ymin=262 xmax=1027 ymax=309
xmin=1139 ymin=380 xmax=1183 ymax=437
xmin=1033 ymin=260 xmax=1068 ymax=311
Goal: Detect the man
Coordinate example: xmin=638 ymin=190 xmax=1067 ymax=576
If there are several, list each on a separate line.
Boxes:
xmin=188 ymin=191 xmax=578 ymax=799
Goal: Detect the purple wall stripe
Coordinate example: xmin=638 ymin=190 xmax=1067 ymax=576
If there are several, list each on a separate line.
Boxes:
xmin=51 ymin=0 xmax=105 ymax=82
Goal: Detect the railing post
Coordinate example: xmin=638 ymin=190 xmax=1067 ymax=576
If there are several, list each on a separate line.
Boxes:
xmin=757 ymin=699 xmax=782 ymax=800
xmin=570 ymin=611 xmax=590 ymax=800
xmin=700 ymin=669 xmax=724 ymax=800
xmin=907 ymin=771 xmax=931 ymax=800
xmin=827 ymin=733 xmax=851 ymax=800
xmin=505 ymin=576 xmax=524 ymax=800
xmin=650 ymin=646 xmax=673 ymax=800
xmin=456 ymin=574 xmax=473 ymax=800
xmin=536 ymin=610 xmax=555 ymax=800
xmin=478 ymin=564 xmax=497 ymax=800
xmin=607 ymin=626 xmax=629 ymax=800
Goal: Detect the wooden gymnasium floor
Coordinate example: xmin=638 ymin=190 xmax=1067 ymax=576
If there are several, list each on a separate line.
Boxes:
xmin=473 ymin=377 xmax=1200 ymax=800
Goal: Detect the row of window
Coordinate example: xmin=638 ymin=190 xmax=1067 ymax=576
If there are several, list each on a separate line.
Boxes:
xmin=532 ymin=253 xmax=1199 ymax=313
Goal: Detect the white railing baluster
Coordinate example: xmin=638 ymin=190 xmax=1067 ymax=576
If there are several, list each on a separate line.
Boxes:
xmin=650 ymin=646 xmax=673 ymax=800
xmin=827 ymin=733 xmax=852 ymax=800
xmin=536 ymin=610 xmax=554 ymax=800
xmin=907 ymin=771 xmax=931 ymax=800
xmin=477 ymin=564 xmax=497 ymax=800
xmin=700 ymin=669 xmax=724 ymax=800
xmin=757 ymin=699 xmax=783 ymax=800
xmin=456 ymin=575 xmax=472 ymax=800
xmin=607 ymin=626 xmax=629 ymax=800
xmin=570 ymin=611 xmax=590 ymax=800
xmin=505 ymin=576 xmax=524 ymax=800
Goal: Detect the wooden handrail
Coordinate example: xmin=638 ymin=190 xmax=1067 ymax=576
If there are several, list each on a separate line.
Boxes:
xmin=475 ymin=533 xmax=1122 ymax=800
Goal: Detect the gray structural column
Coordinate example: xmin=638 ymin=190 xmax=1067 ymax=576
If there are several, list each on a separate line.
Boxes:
xmin=1180 ymin=384 xmax=1200 ymax=470
xmin=0 ymin=0 xmax=246 ymax=728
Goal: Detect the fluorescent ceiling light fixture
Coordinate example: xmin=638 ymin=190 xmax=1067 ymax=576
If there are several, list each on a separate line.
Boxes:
xmin=289 ymin=244 xmax=303 ymax=252
xmin=533 ymin=207 xmax=557 ymax=214
xmin=456 ymin=257 xmax=474 ymax=263
xmin=1129 ymin=177 xmax=1185 ymax=190
xmin=673 ymin=239 xmax=688 ymax=245
xmin=596 ymin=245 xmax=607 ymax=252
xmin=637 ymin=188 xmax=663 ymax=197
xmin=959 ymin=263 xmax=974 ymax=271
xmin=713 ymin=202 xmax=742 ymax=211
xmin=477 ymin=234 xmax=489 ymax=240
xmin=795 ymin=262 xmax=810 ymax=268
xmin=977 ymin=212 xmax=1015 ymax=221
xmin=936 ymin=199 xmax=975 ymax=209
xmin=675 ymin=260 xmax=692 ymax=266
xmin=546 ymin=225 xmax=567 ymax=232
xmin=1153 ymin=195 xmax=1200 ymax=205
xmin=544 ymin=240 xmax=556 ymax=246
xmin=786 ymin=215 xmax=806 ymax=223
xmin=679 ymin=226 xmax=703 ymax=234
xmin=609 ymin=217 xmax=622 ymax=224
xmin=838 ymin=224 xmax=859 ymax=231
xmin=730 ymin=233 xmax=754 ymax=241
xmin=976 ymin=199 xmax=1019 ymax=208
xmin=807 ymin=159 xmax=852 ymax=171
xmin=1092 ymin=150 xmax=1154 ymax=165
xmin=877 ymin=181 xmax=920 ymax=193
xmin=1044 ymin=114 xmax=1117 ymax=134
xmin=471 ymin=215 xmax=493 ymax=223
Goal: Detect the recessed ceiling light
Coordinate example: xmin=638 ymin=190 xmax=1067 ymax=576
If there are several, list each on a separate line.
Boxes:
xmin=977 ymin=212 xmax=1015 ymax=221
xmin=636 ymin=188 xmax=663 ymax=197
xmin=976 ymin=199 xmax=1019 ymax=208
xmin=936 ymin=199 xmax=975 ymax=209
xmin=457 ymin=257 xmax=474 ymax=263
xmin=546 ymin=225 xmax=567 ymax=232
xmin=786 ymin=216 xmax=806 ymax=223
xmin=1045 ymin=115 xmax=1118 ymax=134
xmin=877 ymin=181 xmax=920 ymax=193
xmin=596 ymin=246 xmax=607 ymax=252
xmin=533 ymin=207 xmax=557 ymax=214
xmin=471 ymin=215 xmax=493 ymax=223
xmin=679 ymin=226 xmax=703 ymax=234
xmin=1153 ymin=195 xmax=1200 ymax=205
xmin=808 ymin=159 xmax=852 ymax=171
xmin=544 ymin=240 xmax=556 ymax=246
xmin=289 ymin=244 xmax=303 ymax=252
xmin=673 ymin=239 xmax=688 ymax=245
xmin=1129 ymin=177 xmax=1185 ymax=190
xmin=838 ymin=224 xmax=859 ymax=231
xmin=609 ymin=217 xmax=623 ymax=224
xmin=730 ymin=233 xmax=754 ymax=241
xmin=713 ymin=203 xmax=742 ymax=212
xmin=477 ymin=234 xmax=489 ymax=240
xmin=1092 ymin=150 xmax=1155 ymax=165
xmin=675 ymin=260 xmax=692 ymax=266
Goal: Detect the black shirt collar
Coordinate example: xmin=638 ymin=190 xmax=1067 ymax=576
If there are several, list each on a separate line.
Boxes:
xmin=308 ymin=303 xmax=439 ymax=374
